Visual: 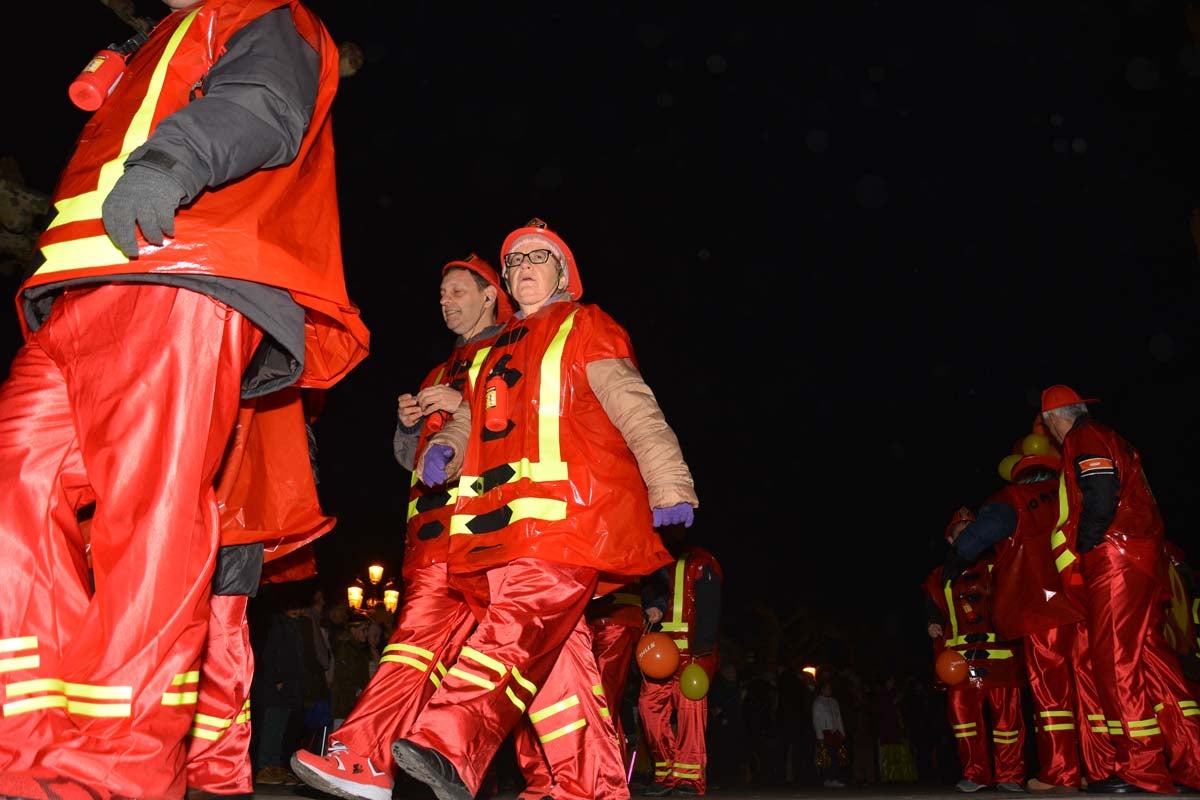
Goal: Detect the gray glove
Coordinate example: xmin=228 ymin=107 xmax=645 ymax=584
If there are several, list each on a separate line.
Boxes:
xmin=101 ymin=164 xmax=188 ymax=258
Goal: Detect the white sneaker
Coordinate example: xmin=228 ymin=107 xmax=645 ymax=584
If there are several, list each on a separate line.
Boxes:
xmin=957 ymin=779 xmax=988 ymax=793
xmin=824 ymin=779 xmax=845 ymax=788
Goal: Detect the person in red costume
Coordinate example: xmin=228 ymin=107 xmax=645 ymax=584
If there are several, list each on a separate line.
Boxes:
xmin=1040 ymin=385 xmax=1200 ymax=794
xmin=924 ymin=507 xmax=1027 ymax=794
xmin=638 ymin=541 xmax=723 ymax=797
xmin=289 ymin=253 xmax=511 ymax=800
xmin=390 ymin=217 xmax=698 ymax=800
xmin=943 ymin=448 xmax=1113 ymax=794
xmin=0 ymin=0 xmax=367 ymax=796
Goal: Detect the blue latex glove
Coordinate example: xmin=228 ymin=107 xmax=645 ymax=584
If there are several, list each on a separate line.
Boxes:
xmin=421 ymin=444 xmax=454 ymax=486
xmin=653 ymin=503 xmax=694 ymax=528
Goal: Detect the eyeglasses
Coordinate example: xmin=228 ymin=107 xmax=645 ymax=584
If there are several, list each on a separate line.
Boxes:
xmin=504 ymin=249 xmax=556 ymax=270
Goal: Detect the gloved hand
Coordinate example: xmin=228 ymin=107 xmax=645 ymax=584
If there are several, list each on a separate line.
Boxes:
xmin=653 ymin=503 xmax=694 ymax=528
xmin=421 ymin=444 xmax=454 ymax=486
xmin=101 ymin=164 xmax=188 ymax=257
xmin=941 ymin=550 xmax=971 ymax=585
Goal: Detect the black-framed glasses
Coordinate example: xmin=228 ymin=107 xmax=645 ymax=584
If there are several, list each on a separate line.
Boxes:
xmin=504 ymin=249 xmax=556 ymax=270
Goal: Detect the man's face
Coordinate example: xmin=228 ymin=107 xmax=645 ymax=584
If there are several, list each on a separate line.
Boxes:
xmin=440 ymin=268 xmax=490 ymax=336
xmin=162 ymin=0 xmax=204 ymax=9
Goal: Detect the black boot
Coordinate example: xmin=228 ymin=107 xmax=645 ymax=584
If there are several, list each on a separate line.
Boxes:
xmin=391 ymin=739 xmax=473 ymax=800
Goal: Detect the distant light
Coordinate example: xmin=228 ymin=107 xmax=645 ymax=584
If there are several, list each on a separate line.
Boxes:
xmin=803 ymin=666 xmax=818 ymax=678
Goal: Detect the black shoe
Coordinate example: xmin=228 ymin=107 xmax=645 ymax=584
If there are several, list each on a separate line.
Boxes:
xmin=642 ymin=784 xmax=674 ymax=797
xmin=675 ymin=785 xmax=702 ymax=796
xmin=390 ymin=739 xmax=472 ymax=800
xmin=1085 ymin=777 xmax=1140 ymax=794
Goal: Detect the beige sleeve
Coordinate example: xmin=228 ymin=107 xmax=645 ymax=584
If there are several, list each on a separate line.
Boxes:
xmin=587 ymin=357 xmax=698 ymax=510
xmin=418 ymin=402 xmax=472 ymax=484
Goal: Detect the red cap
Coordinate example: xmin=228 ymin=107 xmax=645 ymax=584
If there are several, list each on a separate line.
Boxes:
xmin=1010 ymin=453 xmax=1062 ymax=481
xmin=1041 ymin=384 xmax=1099 ymax=414
xmin=443 ymin=253 xmax=513 ymax=323
xmin=944 ymin=506 xmax=975 ymax=541
xmin=501 ymin=217 xmax=582 ymax=301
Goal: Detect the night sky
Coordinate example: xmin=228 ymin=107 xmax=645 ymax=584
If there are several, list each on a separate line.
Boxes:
xmin=5 ymin=1 xmax=1200 ymax=677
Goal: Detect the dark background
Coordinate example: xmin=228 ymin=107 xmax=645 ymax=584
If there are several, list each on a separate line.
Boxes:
xmin=5 ymin=1 xmax=1200 ymax=678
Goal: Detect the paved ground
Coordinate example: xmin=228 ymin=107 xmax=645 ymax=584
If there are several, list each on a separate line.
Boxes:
xmin=251 ymin=780 xmax=1175 ymax=799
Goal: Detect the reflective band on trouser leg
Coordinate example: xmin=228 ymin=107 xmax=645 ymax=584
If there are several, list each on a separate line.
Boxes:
xmin=1140 ymin=619 xmax=1200 ymax=789
xmin=336 ymin=562 xmax=477 ymax=771
xmin=1069 ymin=619 xmax=1117 ymax=781
xmin=1024 ymin=624 xmax=1082 ymax=787
xmin=668 ymin=678 xmax=708 ymax=794
xmin=527 ymin=616 xmax=628 ymax=800
xmin=638 ymin=675 xmax=677 ymax=787
xmin=947 ymin=683 xmax=992 ymax=785
xmin=405 ymin=559 xmax=598 ymax=793
xmin=987 ymin=685 xmax=1026 ymax=784
xmin=1081 ymin=545 xmax=1174 ymax=793
xmin=0 ymin=338 xmax=93 ymax=774
xmin=186 ymin=594 xmax=253 ymax=795
xmin=16 ymin=285 xmax=260 ymax=800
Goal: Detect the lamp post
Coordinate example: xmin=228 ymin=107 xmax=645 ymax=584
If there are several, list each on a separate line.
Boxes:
xmin=347 ymin=562 xmax=399 ymax=616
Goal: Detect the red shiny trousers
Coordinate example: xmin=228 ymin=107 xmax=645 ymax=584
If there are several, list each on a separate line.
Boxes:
xmin=514 ymin=616 xmax=640 ymax=798
xmin=1025 ymin=620 xmax=1114 ymax=788
xmin=638 ymin=673 xmax=709 ymax=793
xmin=405 ymin=559 xmax=628 ymax=799
xmin=333 ymin=562 xmax=477 ymax=773
xmin=185 ymin=594 xmax=254 ymax=795
xmin=944 ymin=683 xmax=1025 ymax=785
xmin=0 ymin=285 xmax=258 ymax=800
xmin=1081 ymin=544 xmax=1200 ymax=792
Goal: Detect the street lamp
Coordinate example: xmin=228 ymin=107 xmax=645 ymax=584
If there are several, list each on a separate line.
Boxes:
xmin=347 ymin=563 xmax=399 ymax=615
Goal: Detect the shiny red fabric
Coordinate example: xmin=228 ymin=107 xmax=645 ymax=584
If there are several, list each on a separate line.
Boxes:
xmin=185 ymin=594 xmax=253 ymax=795
xmin=660 ymin=548 xmax=722 ymax=680
xmin=447 ymin=302 xmax=673 ymax=595
xmin=333 ymin=563 xmax=477 ymax=773
xmin=406 ymin=560 xmax=625 ymax=796
xmin=27 ymin=0 xmax=368 ymax=388
xmin=988 ymin=481 xmax=1085 ymax=639
xmin=515 ymin=606 xmax=641 ymax=795
xmin=0 ymin=284 xmax=259 ymax=799
xmin=638 ymin=675 xmax=708 ymax=794
xmin=1082 ymin=543 xmax=1200 ymax=791
xmin=1023 ymin=621 xmax=1101 ymax=788
xmin=944 ymin=684 xmax=1025 ymax=784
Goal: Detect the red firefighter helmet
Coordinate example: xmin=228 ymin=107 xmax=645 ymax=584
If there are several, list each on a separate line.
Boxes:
xmin=1041 ymin=384 xmax=1099 ymax=414
xmin=443 ymin=252 xmax=513 ymax=323
xmin=500 ymin=217 xmax=582 ymax=301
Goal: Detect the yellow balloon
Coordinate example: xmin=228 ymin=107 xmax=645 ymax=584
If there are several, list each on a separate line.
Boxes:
xmin=1021 ymin=433 xmax=1052 ymax=456
xmin=680 ymin=662 xmax=710 ymax=700
xmin=998 ymin=453 xmax=1022 ymax=482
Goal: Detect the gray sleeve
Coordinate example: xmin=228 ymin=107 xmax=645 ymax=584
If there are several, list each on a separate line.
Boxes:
xmin=394 ymin=425 xmax=419 ymax=472
xmin=124 ymin=7 xmax=320 ymax=202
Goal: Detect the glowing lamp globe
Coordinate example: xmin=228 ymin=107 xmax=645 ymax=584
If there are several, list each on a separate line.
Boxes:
xmin=680 ymin=662 xmax=710 ymax=700
xmin=636 ymin=632 xmax=679 ymax=679
xmin=935 ymin=649 xmax=968 ymax=686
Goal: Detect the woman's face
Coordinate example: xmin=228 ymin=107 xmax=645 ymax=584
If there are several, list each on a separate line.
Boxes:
xmin=505 ymin=242 xmax=564 ymax=313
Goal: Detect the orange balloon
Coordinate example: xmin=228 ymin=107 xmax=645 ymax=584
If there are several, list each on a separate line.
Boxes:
xmin=935 ymin=649 xmax=968 ymax=686
xmin=636 ymin=632 xmax=679 ymax=679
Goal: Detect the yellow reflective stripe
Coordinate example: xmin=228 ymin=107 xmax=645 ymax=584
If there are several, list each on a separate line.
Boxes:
xmin=1051 ymin=530 xmax=1067 ymax=548
xmin=0 ymin=636 xmax=37 ymax=653
xmin=1055 ymin=549 xmax=1077 ymax=572
xmin=669 ymin=557 xmax=687 ymax=630
xmin=193 ymin=713 xmax=233 ymax=729
xmin=982 ymin=649 xmax=1014 ymax=660
xmin=448 ymin=667 xmax=494 ymax=691
xmin=381 ymin=655 xmax=429 ymax=672
xmin=171 ymin=671 xmax=200 ymax=686
xmin=954 ymin=730 xmax=977 ymax=738
xmin=408 ymin=485 xmax=458 ymax=519
xmin=540 ymin=718 xmax=587 ymax=744
xmin=460 ymin=647 xmax=506 ymax=677
xmin=6 ymin=678 xmax=64 ymax=696
xmin=1182 ymin=708 xmax=1200 ymax=717
xmin=69 ymin=700 xmax=132 ymax=717
xmin=67 ymin=683 xmax=132 ymax=700
xmin=456 ymin=459 xmax=571 ymax=500
xmin=670 ymin=638 xmax=689 ymax=651
xmin=189 ymin=727 xmax=221 ymax=741
xmin=0 ymin=655 xmax=39 ymax=673
xmin=1128 ymin=726 xmax=1161 ymax=737
xmin=38 ymin=11 xmax=201 ymax=274
xmin=4 ymin=694 xmax=68 ymax=715
xmin=384 ymin=642 xmax=435 ymax=660
xmin=592 ymin=684 xmax=605 ymax=696
xmin=529 ymin=695 xmax=579 ymax=724
xmin=1180 ymin=700 xmax=1198 ymax=709
xmin=236 ymin=707 xmax=251 ymax=724
xmin=1039 ymin=709 xmax=1074 ymax=718
xmin=506 ymin=686 xmax=527 ymax=713
xmin=511 ymin=666 xmax=536 ymax=696
xmin=660 ymin=622 xmax=688 ymax=633
xmin=450 ymin=497 xmax=569 ymax=535
xmin=952 ymin=722 xmax=976 ymax=730
xmin=162 ymin=691 xmax=198 ymax=706
xmin=599 ymin=708 xmax=610 ymax=718
xmin=674 ymin=762 xmax=702 ymax=770
xmin=993 ymin=730 xmax=1020 ymax=743
xmin=536 ymin=312 xmax=574 ymax=463
xmin=1042 ymin=723 xmax=1076 ymax=731
xmin=1155 ymin=702 xmax=1165 ymax=713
